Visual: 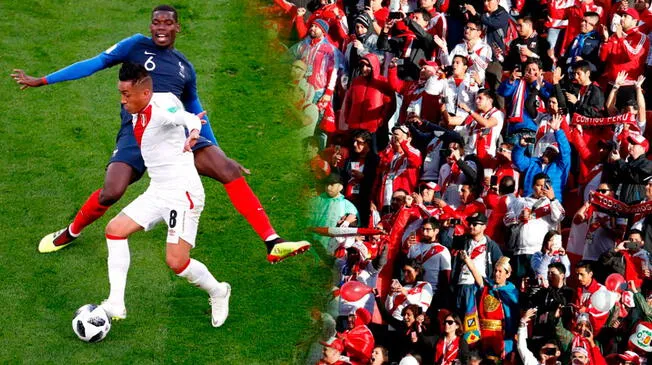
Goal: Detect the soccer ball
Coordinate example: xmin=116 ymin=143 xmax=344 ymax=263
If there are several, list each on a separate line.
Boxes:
xmin=72 ymin=304 xmax=111 ymax=342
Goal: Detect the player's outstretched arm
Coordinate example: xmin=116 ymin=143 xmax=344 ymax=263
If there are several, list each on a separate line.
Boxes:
xmin=12 ymin=55 xmax=109 ymax=90
xmin=11 ymin=69 xmax=45 ymax=90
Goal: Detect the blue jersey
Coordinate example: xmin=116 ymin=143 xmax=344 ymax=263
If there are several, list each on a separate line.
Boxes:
xmin=44 ymin=34 xmax=216 ymax=144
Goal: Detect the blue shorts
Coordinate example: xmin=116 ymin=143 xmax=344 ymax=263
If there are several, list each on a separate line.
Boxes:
xmin=109 ymin=122 xmax=216 ymax=175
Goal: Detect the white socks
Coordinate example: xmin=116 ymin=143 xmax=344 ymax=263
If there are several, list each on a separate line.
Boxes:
xmin=106 ymin=236 xmax=130 ymax=307
xmin=177 ymin=259 xmax=226 ymax=297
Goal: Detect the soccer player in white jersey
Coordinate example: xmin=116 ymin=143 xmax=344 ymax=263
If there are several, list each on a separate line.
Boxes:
xmin=100 ymin=62 xmax=230 ymax=328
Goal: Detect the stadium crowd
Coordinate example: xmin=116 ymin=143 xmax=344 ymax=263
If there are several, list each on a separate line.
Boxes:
xmin=266 ymin=0 xmax=652 ymax=364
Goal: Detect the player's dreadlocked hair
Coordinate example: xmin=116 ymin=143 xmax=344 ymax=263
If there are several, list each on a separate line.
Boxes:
xmin=119 ymin=62 xmax=151 ymax=87
xmin=152 ymin=4 xmax=178 ymax=21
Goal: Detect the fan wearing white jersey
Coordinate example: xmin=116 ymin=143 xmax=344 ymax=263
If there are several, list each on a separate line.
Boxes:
xmin=100 ymin=62 xmax=231 ymax=328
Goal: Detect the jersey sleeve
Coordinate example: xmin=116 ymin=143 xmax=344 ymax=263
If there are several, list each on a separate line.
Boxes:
xmin=44 ymin=34 xmax=145 ymax=85
xmin=181 ymin=63 xmax=218 ymax=145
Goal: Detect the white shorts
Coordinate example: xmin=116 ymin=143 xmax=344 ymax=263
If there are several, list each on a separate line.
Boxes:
xmin=122 ymin=186 xmax=205 ymax=246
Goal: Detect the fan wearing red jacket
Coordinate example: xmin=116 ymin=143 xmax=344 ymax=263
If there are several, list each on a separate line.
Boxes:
xmin=340 ymin=308 xmax=375 ymax=365
xmin=374 ymin=126 xmax=422 ymax=210
xmin=339 ymin=54 xmax=394 ymax=144
xmin=599 ymin=8 xmax=649 ymax=86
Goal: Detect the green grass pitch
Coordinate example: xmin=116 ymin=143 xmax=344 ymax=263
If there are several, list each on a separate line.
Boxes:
xmin=0 ymin=1 xmax=331 ymax=363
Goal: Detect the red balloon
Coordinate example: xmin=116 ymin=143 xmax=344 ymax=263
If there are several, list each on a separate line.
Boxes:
xmin=605 ymin=273 xmax=626 ymax=292
xmin=340 ymin=281 xmax=373 ymax=302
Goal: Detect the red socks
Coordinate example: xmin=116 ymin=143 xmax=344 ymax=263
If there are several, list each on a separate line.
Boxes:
xmin=224 ymin=177 xmax=276 ymax=241
xmin=69 ymin=189 xmax=111 ymax=235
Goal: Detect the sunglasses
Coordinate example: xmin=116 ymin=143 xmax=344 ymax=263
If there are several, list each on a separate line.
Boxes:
xmin=469 ymin=222 xmax=485 ymax=227
xmin=464 ymin=26 xmax=480 ymax=31
xmin=497 ymin=147 xmax=512 ymax=153
xmin=596 ymin=189 xmax=610 ymax=193
xmin=444 ymin=320 xmax=456 ymax=325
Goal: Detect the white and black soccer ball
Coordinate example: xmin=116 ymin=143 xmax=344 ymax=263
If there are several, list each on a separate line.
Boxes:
xmin=72 ymin=304 xmax=111 ymax=342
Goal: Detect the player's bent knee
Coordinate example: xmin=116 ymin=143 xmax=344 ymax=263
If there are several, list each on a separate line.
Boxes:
xmin=99 ymin=186 xmax=127 ymax=206
xmin=165 ymin=254 xmax=189 ymax=273
xmin=105 ymin=217 xmax=125 ymax=237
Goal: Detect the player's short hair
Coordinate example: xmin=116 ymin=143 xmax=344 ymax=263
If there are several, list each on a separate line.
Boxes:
xmin=119 ymin=62 xmax=152 ymax=88
xmin=152 ymin=4 xmax=178 ymax=21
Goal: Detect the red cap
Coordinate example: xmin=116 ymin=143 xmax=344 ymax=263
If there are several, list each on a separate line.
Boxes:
xmin=628 ymin=132 xmax=649 ymax=152
xmin=421 ymin=181 xmax=441 ymax=192
xmin=419 ymin=58 xmax=438 ymax=68
xmin=607 ymin=351 xmax=641 ymax=364
xmin=320 ymin=337 xmax=345 ymax=352
xmin=618 ymin=8 xmax=640 ymax=20
xmin=354 ymin=307 xmax=372 ymax=325
xmin=620 ymin=351 xmax=641 ymax=364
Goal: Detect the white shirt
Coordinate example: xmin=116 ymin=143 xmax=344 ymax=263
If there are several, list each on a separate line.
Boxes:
xmin=465 ymin=108 xmax=505 ymax=157
xmin=459 ymin=236 xmax=488 ymax=285
xmin=506 ymin=196 xmax=565 ymax=255
xmin=407 ymin=242 xmax=452 ymax=290
xmin=385 ymin=281 xmax=433 ymax=323
xmin=132 ymin=93 xmax=202 ymax=190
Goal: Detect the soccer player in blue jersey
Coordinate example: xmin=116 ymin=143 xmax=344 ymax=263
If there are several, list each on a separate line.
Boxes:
xmin=11 ymin=4 xmax=310 ymax=263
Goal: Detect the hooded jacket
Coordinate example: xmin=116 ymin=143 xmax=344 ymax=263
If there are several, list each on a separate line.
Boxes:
xmin=339 ymin=54 xmax=394 ymax=133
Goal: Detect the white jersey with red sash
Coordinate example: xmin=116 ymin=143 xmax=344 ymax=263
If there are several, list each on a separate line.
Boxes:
xmin=377 ymin=143 xmax=422 ymax=208
xmin=458 ymin=237 xmax=489 ymax=285
xmin=465 ymin=107 xmax=504 ymax=164
xmin=479 ymin=285 xmax=506 ymax=358
xmin=428 ymin=74 xmax=480 ymax=122
xmin=440 ymin=40 xmax=492 ymax=84
xmin=407 ymin=242 xmax=451 ymax=290
xmin=434 ymin=336 xmax=461 ymax=365
xmin=385 ymin=281 xmax=433 ymax=325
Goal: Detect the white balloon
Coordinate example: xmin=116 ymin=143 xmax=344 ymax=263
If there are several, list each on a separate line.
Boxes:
xmin=591 ymin=289 xmax=616 ymax=313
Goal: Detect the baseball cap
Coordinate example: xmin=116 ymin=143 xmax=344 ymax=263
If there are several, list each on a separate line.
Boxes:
xmin=628 ymin=133 xmax=649 ymax=152
xmin=392 ymin=125 xmax=410 ymax=135
xmin=421 ymin=181 xmax=441 ymax=192
xmin=618 ymin=8 xmax=640 ymax=20
xmin=419 ymin=58 xmax=438 ymax=68
xmin=466 ymin=212 xmax=488 ymax=225
xmin=320 ymin=337 xmax=344 ymax=352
